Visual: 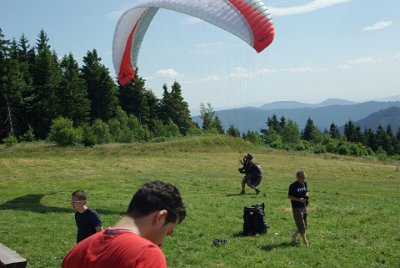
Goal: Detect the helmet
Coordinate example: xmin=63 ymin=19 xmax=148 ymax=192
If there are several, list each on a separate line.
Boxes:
xmin=246 ymin=153 xmax=253 ymax=160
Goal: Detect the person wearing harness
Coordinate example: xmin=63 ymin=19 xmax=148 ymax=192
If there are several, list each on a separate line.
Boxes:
xmin=239 ymin=153 xmax=262 ymax=195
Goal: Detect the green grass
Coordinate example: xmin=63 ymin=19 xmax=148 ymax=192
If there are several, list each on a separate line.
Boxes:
xmin=1 ymin=135 xmax=399 ymax=267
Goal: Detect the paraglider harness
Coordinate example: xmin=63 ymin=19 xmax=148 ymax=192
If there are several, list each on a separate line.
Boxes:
xmin=238 ymin=154 xmax=262 ymax=186
xmin=243 ymin=203 xmax=268 ymax=235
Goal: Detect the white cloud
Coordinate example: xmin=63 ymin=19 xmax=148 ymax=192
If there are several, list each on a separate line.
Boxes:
xmin=362 ymin=21 xmax=393 ymax=31
xmin=269 ymin=0 xmax=350 ymax=17
xmin=230 ymin=67 xmax=252 ymax=78
xmin=198 ymin=75 xmax=224 ymax=82
xmin=337 ymin=64 xmax=350 ymax=69
xmin=348 ymin=57 xmax=376 ymax=65
xmin=257 ymin=68 xmax=278 ymax=74
xmin=286 ymin=66 xmax=315 ymax=73
xmin=155 ymin=68 xmax=182 ymax=78
xmin=394 ymin=53 xmax=400 ymax=61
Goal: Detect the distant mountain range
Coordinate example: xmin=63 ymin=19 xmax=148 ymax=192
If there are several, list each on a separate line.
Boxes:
xmin=258 ymin=98 xmax=356 ymax=110
xmin=192 ymin=99 xmax=400 ymax=133
xmin=353 ymin=106 xmax=400 ymax=132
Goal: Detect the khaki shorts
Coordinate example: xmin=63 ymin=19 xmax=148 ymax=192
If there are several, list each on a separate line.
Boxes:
xmin=292 ymin=207 xmax=307 ymax=233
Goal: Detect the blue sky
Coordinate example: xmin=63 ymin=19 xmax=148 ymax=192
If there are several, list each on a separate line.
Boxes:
xmin=1 ymin=0 xmax=399 ymax=113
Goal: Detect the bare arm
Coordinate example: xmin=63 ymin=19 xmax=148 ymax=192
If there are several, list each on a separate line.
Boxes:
xmin=288 ymin=195 xmax=307 ymax=203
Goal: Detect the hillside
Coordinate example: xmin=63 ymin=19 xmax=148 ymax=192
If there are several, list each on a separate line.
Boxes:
xmin=353 ymin=106 xmax=400 ymax=131
xmin=1 ymin=137 xmax=399 ymax=267
xmin=193 ymin=101 xmax=400 ymax=133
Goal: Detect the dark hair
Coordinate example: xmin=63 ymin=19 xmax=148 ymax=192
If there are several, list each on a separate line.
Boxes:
xmin=72 ymin=190 xmax=87 ymax=201
xmin=127 ymin=180 xmax=186 ymax=225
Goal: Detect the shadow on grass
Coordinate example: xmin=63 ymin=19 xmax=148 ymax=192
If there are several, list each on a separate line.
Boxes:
xmin=225 ymin=193 xmax=261 ymax=197
xmin=0 ymin=194 xmax=122 ymax=215
xmin=260 ymin=241 xmax=297 ymax=251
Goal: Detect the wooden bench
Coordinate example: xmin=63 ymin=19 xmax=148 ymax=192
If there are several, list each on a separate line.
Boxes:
xmin=0 ymin=243 xmax=27 ymax=268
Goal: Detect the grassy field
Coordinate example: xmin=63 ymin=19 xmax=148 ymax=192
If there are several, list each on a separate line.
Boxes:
xmin=0 ymin=135 xmax=399 ymax=267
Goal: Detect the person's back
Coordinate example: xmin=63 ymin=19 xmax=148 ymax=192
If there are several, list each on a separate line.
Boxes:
xmin=63 ymin=181 xmax=186 ymax=268
xmin=62 ymin=228 xmax=166 ymax=268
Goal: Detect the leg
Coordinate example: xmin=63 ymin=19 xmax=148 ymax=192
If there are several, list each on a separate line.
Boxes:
xmin=301 ymin=209 xmax=309 ymax=246
xmin=299 ymin=232 xmax=309 ymax=246
xmin=240 ymin=177 xmax=246 ymax=194
xmin=245 ymin=175 xmax=260 ymax=194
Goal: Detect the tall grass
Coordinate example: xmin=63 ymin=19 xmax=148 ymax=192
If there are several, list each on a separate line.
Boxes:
xmin=0 ymin=136 xmax=399 ymax=267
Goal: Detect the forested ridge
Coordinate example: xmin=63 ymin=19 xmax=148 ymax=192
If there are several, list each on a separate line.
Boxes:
xmin=1 ymin=28 xmax=399 ymax=159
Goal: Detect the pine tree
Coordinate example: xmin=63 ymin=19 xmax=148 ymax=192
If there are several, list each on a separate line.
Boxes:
xmin=281 ymin=119 xmax=301 ymax=145
xmin=329 ymin=122 xmax=340 ymax=139
xmin=302 ymin=117 xmax=321 ymax=142
xmin=119 ymin=72 xmax=147 ymax=118
xmin=30 ymin=30 xmax=62 ymax=138
xmin=226 ymin=124 xmax=240 ymax=137
xmin=199 ymin=103 xmax=215 ymax=131
xmin=160 ymin=82 xmax=192 ymax=135
xmin=81 ymin=49 xmax=118 ymax=121
xmin=58 ymin=53 xmax=91 ymax=125
xmin=212 ymin=115 xmax=224 ymax=134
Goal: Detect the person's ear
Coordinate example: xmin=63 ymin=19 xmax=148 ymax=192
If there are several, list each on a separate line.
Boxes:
xmin=154 ymin=209 xmax=168 ymax=226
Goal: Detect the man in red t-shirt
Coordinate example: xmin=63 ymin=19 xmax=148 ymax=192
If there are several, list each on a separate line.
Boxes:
xmin=62 ymin=181 xmax=186 ymax=268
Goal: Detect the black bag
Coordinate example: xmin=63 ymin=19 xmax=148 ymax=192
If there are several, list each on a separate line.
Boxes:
xmin=243 ymin=203 xmax=268 ymax=236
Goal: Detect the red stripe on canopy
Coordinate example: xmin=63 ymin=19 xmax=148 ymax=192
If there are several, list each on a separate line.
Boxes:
xmin=118 ymin=14 xmax=144 ymax=85
xmin=229 ymin=0 xmax=275 ymax=53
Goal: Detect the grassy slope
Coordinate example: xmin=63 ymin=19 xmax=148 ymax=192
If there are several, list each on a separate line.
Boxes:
xmin=0 ymin=135 xmax=399 ymax=267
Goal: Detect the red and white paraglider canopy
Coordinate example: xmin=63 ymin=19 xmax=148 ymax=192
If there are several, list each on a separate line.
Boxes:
xmin=113 ymin=0 xmax=275 ymax=85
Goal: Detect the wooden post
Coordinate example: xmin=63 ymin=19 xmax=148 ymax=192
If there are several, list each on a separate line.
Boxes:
xmin=0 ymin=243 xmax=27 ymax=268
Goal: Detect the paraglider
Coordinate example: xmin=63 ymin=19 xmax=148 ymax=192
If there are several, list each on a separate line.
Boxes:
xmin=113 ymin=0 xmax=275 ymax=85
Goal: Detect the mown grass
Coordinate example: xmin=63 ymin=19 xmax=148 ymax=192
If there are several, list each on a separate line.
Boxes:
xmin=0 ymin=135 xmax=399 ymax=267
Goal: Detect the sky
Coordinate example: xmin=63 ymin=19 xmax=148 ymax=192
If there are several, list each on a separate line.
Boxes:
xmin=1 ymin=0 xmax=400 ymax=114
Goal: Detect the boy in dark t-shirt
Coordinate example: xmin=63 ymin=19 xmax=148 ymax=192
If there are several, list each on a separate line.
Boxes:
xmin=71 ymin=190 xmax=103 ymax=243
xmin=288 ymin=170 xmax=309 ymax=246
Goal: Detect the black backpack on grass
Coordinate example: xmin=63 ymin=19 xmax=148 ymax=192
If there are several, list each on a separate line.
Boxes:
xmin=243 ymin=203 xmax=268 ymax=236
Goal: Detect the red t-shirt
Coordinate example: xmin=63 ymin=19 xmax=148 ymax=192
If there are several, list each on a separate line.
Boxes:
xmin=62 ymin=228 xmax=167 ymax=268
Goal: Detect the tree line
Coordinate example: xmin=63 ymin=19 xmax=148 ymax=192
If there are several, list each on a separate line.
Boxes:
xmin=258 ymin=114 xmax=400 ymax=158
xmin=0 ymin=28 xmax=198 ymax=145
xmin=1 ymin=28 xmax=399 ymax=159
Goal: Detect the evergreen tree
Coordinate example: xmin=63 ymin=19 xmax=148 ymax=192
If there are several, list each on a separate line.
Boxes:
xmin=226 ymin=124 xmax=240 ymax=137
xmin=281 ymin=119 xmax=301 ymax=145
xmin=212 ymin=115 xmax=224 ymax=134
xmin=30 ymin=30 xmax=62 ymax=138
xmin=81 ymin=49 xmax=118 ymax=121
xmin=363 ymin=128 xmax=377 ymax=151
xmin=279 ymin=116 xmax=286 ymax=132
xmin=375 ymin=124 xmax=386 ymax=152
xmin=58 ymin=53 xmax=91 ymax=125
xmin=160 ymin=82 xmax=192 ymax=135
xmin=329 ymin=122 xmax=340 ymax=139
xmin=0 ymin=31 xmax=27 ymax=140
xmin=394 ymin=127 xmax=400 ymax=155
xmin=0 ymin=28 xmax=12 ymax=139
xmin=119 ymin=72 xmax=147 ymax=118
xmin=302 ymin=117 xmax=321 ymax=142
xmin=199 ymin=103 xmax=214 ymax=131
xmin=267 ymin=114 xmax=280 ymax=133
xmin=344 ymin=120 xmax=362 ymax=143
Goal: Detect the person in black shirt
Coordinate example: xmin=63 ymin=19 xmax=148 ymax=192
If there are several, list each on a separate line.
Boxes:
xmin=238 ymin=153 xmax=261 ymax=195
xmin=288 ymin=170 xmax=309 ymax=246
xmin=71 ymin=190 xmax=103 ymax=243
